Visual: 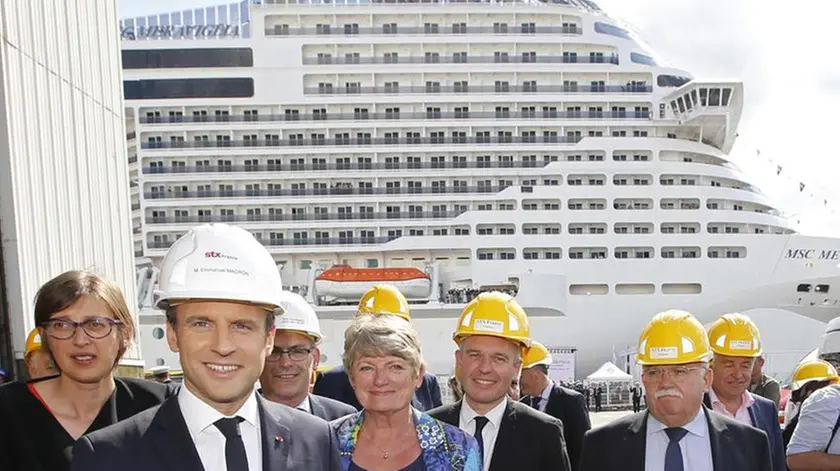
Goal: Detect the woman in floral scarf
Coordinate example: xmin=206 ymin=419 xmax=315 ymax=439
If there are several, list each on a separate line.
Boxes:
xmin=331 ymin=314 xmax=481 ymax=471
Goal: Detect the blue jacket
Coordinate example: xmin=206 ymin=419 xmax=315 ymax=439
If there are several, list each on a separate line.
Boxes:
xmin=704 ymin=392 xmax=785 ymax=471
xmin=313 ymin=365 xmax=442 ymax=411
xmin=331 ymin=407 xmax=481 ymax=471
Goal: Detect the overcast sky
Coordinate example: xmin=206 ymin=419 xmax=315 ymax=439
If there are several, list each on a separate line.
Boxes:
xmin=118 ymin=0 xmax=840 ymax=236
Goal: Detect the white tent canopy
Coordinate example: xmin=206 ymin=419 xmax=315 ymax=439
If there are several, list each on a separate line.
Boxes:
xmin=586 ymin=361 xmax=633 ymax=382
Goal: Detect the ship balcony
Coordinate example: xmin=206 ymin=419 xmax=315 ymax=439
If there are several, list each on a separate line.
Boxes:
xmin=137 ymin=110 xmax=651 ymax=125
xmin=131 ymin=202 xmax=141 ymax=212
xmin=143 ymin=185 xmax=511 ymax=200
xmin=146 ymin=236 xmax=400 ymax=251
xmin=265 ymin=24 xmax=583 ymax=37
xmin=301 ymin=54 xmax=618 ymax=66
xmin=140 ymin=160 xmax=551 ymax=175
xmin=144 ymin=210 xmax=469 ymax=226
xmin=140 ymin=135 xmax=583 ymax=150
xmin=304 ymin=83 xmax=652 ymax=96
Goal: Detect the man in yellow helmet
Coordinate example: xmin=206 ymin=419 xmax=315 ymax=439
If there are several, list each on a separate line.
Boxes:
xmin=429 ymin=292 xmax=572 ymax=471
xmin=312 ymin=284 xmax=443 ymax=411
xmin=580 ymin=310 xmax=772 ymax=470
xmin=23 ymin=327 xmax=57 ymax=380
xmin=520 ymin=341 xmax=591 ymax=471
xmin=704 ymin=313 xmax=786 ymax=471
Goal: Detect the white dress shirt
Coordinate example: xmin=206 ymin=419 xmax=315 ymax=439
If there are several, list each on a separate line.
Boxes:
xmin=533 ymin=380 xmax=554 ymax=413
xmin=178 ymin=383 xmax=263 ymax=471
xmin=459 ymin=398 xmax=507 ymax=471
xmin=645 ymin=409 xmax=713 ymax=471
xmin=294 ymin=395 xmax=312 ymax=414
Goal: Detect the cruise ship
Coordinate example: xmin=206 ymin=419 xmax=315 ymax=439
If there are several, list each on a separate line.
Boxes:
xmin=121 ymin=0 xmax=840 ymax=379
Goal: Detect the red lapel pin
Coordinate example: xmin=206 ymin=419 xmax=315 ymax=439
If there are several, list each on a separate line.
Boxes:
xmin=274 ymin=435 xmax=284 ymax=448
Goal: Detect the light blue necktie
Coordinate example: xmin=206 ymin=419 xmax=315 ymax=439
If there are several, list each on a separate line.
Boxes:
xmin=664 ymin=427 xmax=688 ymax=471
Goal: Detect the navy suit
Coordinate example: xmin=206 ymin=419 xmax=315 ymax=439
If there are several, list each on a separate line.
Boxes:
xmin=579 ymin=406 xmax=772 ymax=471
xmin=70 ymin=393 xmax=340 ymax=471
xmin=522 ymin=384 xmax=591 ymax=471
xmin=313 ymin=365 xmax=442 ymax=411
xmin=703 ymin=392 xmax=785 ymax=471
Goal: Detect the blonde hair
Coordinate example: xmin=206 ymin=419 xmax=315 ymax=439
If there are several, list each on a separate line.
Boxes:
xmin=34 ymin=270 xmax=134 ymax=365
xmin=342 ymin=314 xmax=423 ymax=376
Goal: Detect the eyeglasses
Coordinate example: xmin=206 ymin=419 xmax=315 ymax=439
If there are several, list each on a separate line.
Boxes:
xmin=40 ymin=317 xmax=123 ymax=340
xmin=267 ymin=346 xmax=313 ymax=362
xmin=642 ymin=366 xmax=706 ymax=384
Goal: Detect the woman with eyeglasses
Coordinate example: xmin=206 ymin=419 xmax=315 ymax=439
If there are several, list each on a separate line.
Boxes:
xmin=0 ymin=270 xmax=174 ymax=471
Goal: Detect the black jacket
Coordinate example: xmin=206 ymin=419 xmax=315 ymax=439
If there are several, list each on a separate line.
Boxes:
xmin=428 ymin=398 xmax=571 ymax=471
xmin=579 ymin=407 xmax=772 ymax=471
xmin=309 ymin=394 xmax=357 ymax=421
xmin=522 ymin=383 xmax=591 ymax=471
xmin=312 ymin=365 xmax=442 ymax=411
xmin=0 ymin=376 xmax=172 ymax=471
xmin=69 ymin=393 xmax=340 ymax=471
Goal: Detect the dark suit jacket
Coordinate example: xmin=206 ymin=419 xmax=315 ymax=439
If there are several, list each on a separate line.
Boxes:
xmin=522 ymin=384 xmax=591 ymax=471
xmin=70 ymin=393 xmax=340 ymax=471
xmin=309 ymin=394 xmax=357 ymax=422
xmin=703 ymin=392 xmax=785 ymax=471
xmin=428 ymin=398 xmax=571 ymax=471
xmin=312 ymin=365 xmax=442 ymax=411
xmin=579 ymin=407 xmax=772 ymax=471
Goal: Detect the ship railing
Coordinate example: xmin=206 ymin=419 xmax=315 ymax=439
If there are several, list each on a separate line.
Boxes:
xmin=144 ymin=210 xmax=470 ymax=225
xmin=265 ymin=25 xmax=583 ymax=36
xmin=300 ymin=54 xmax=617 ymax=65
xmin=140 ymin=135 xmax=584 ymax=149
xmin=138 ymin=110 xmax=650 ymax=124
xmin=143 ymin=185 xmax=509 ymax=199
xmin=147 ymin=236 xmax=400 ymax=250
xmin=303 ymin=84 xmax=652 ymax=95
xmin=141 ymin=161 xmax=548 ymax=173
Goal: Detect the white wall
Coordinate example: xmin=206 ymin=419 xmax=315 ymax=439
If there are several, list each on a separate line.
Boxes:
xmin=0 ymin=0 xmax=140 ymax=364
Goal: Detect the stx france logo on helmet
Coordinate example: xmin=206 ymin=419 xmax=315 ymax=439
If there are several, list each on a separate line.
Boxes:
xmin=204 ymin=251 xmax=238 ymax=260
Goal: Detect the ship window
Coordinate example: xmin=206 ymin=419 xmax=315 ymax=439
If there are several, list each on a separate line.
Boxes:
xmin=594 ymin=21 xmax=631 ymax=39
xmin=366 ymin=259 xmax=378 ymax=268
xmin=722 ymin=88 xmax=732 ymax=106
xmin=630 ymin=52 xmax=656 ymax=66
xmin=122 ymin=48 xmax=254 ymax=69
xmin=300 ymin=260 xmax=312 ymax=269
xmin=124 ymin=78 xmax=254 ymax=99
xmin=657 ymin=75 xmax=691 ymax=88
xmin=797 ymin=283 xmax=812 ymax=292
xmin=816 ymin=284 xmax=830 ymax=293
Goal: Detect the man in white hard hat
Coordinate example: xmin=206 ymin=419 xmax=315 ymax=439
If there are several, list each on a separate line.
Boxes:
xmin=71 ymin=224 xmax=339 ymax=471
xmin=150 ymin=365 xmax=174 ymax=385
xmin=260 ymin=291 xmax=356 ymax=421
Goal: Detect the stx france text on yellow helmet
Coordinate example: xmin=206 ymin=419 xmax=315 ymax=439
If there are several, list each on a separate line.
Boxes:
xmin=637 ymin=310 xmax=712 ymax=366
xmin=356 ymin=284 xmax=411 ymax=320
xmin=453 ymin=291 xmax=531 ymax=348
xmin=707 ymin=313 xmax=762 ymax=357
xmin=791 ymin=360 xmax=839 ymax=391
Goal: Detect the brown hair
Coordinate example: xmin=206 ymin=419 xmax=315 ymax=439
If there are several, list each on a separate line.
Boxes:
xmin=34 ymin=270 xmax=134 ymax=365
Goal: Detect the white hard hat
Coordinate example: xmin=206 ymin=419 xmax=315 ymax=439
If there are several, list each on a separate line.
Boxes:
xmin=155 ymin=224 xmax=285 ymax=310
xmin=275 ymin=291 xmax=322 ymax=343
xmin=819 ymin=316 xmax=840 ymax=357
xmin=150 ymin=365 xmax=170 ymax=375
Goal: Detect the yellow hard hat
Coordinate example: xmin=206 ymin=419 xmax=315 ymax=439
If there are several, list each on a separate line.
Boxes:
xmin=637 ymin=310 xmax=712 ymax=366
xmin=791 ymin=360 xmax=839 ymax=391
xmin=453 ymin=291 xmax=531 ymax=348
xmin=356 ymin=285 xmax=410 ymax=320
xmin=523 ymin=341 xmax=552 ymax=369
xmin=25 ymin=328 xmax=43 ymax=357
xmin=708 ymin=313 xmax=762 ymax=358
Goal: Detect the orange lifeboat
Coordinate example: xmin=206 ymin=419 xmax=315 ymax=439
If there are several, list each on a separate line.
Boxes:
xmin=314 ymin=265 xmax=432 ymax=301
